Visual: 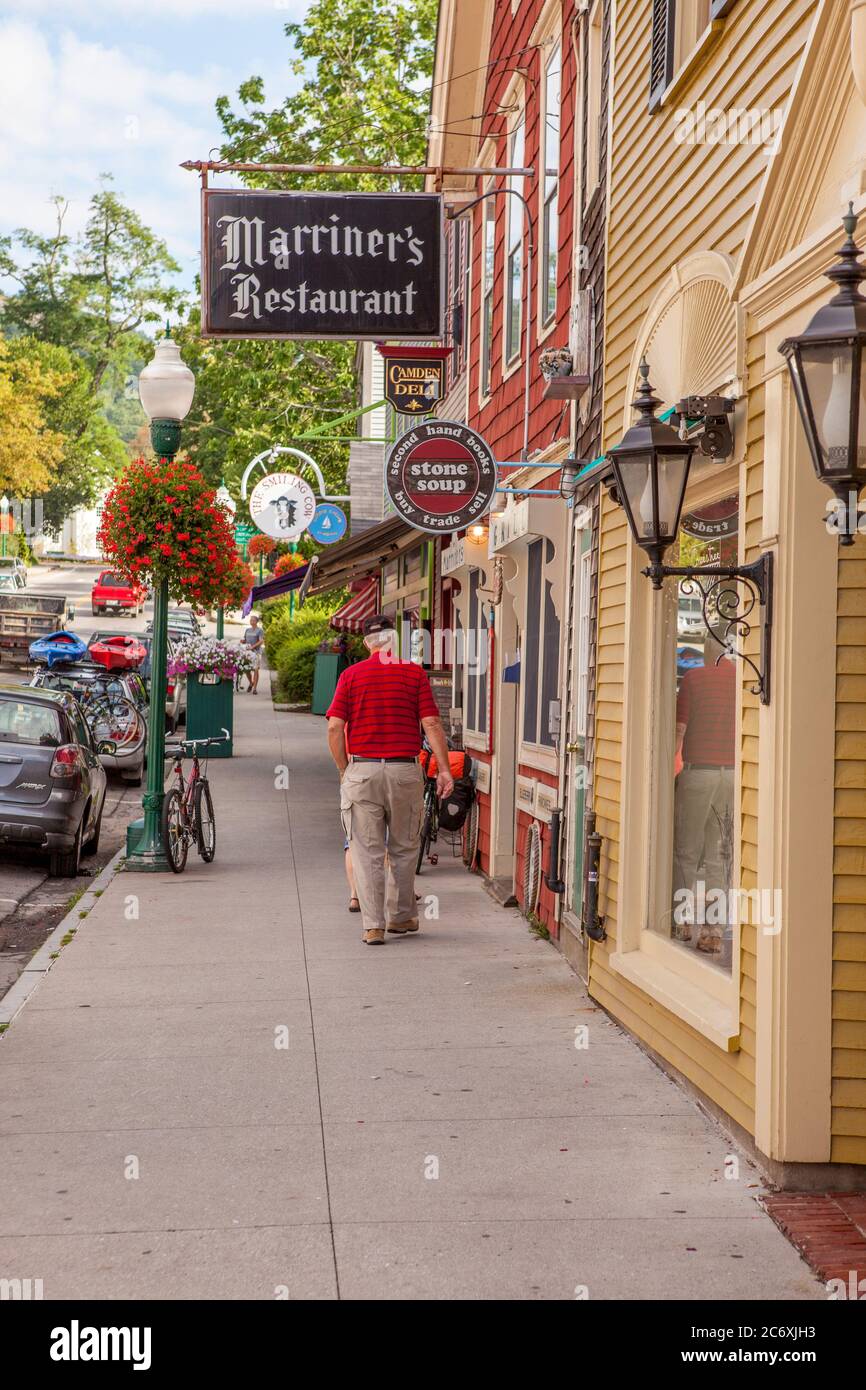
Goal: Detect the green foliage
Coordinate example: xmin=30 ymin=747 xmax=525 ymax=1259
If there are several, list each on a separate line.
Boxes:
xmin=179 ymin=0 xmax=439 ymax=521
xmin=5 ymin=338 xmax=124 ymax=536
xmin=215 ymin=0 xmax=437 ymax=192
xmin=0 ymin=184 xmax=185 ymax=395
xmin=263 ymin=597 xmax=361 ymax=704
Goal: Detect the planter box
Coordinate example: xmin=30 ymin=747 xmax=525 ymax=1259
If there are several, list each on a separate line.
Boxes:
xmin=311 ymin=651 xmax=349 ymax=716
xmin=185 ymin=673 xmax=234 ymax=757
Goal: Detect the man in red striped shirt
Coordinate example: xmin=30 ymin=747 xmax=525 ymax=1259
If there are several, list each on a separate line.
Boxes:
xmin=327 ymin=614 xmax=454 ymax=945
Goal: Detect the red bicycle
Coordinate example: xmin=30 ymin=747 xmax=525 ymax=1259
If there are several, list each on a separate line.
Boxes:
xmin=161 ymin=730 xmax=228 ymax=873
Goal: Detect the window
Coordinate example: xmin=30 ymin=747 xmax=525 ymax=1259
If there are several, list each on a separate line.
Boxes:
xmin=586 ymin=1 xmax=603 ymax=195
xmin=650 ymin=492 xmax=740 ymax=975
xmin=541 ymin=41 xmax=561 ymax=326
xmin=649 ymin=0 xmax=718 ymax=110
xmin=576 ymin=547 xmax=592 ymax=738
xmin=448 ymin=218 xmax=469 ymax=385
xmin=464 ymin=568 xmax=489 ymax=738
xmin=522 ymin=538 xmax=560 ymax=748
xmin=481 ymin=181 xmax=496 ymax=397
xmin=505 ymin=110 xmax=525 ymax=365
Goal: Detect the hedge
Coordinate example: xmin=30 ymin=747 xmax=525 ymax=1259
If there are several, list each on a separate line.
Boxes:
xmin=261 ymin=596 xmax=363 ymax=703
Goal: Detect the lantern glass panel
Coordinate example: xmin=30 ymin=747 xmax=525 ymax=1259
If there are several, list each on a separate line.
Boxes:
xmin=798 ymin=342 xmax=856 ymax=475
xmin=655 ymin=451 xmax=691 ymax=540
xmin=616 ymin=456 xmax=655 ymax=543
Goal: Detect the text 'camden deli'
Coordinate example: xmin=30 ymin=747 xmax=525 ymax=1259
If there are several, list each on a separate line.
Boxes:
xmin=385 ymin=421 xmax=498 ymax=534
xmin=203 ymin=190 xmax=443 ymax=339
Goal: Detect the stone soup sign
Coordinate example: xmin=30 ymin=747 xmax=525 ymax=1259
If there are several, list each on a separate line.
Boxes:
xmin=385 ymin=421 xmax=498 ymax=534
xmin=202 ymin=190 xmax=443 ymax=339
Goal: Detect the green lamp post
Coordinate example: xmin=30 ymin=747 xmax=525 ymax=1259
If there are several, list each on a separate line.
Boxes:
xmin=126 ymin=330 xmax=195 ymax=872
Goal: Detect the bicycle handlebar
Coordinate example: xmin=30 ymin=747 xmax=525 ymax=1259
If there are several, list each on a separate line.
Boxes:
xmin=164 ymin=727 xmax=230 ymax=758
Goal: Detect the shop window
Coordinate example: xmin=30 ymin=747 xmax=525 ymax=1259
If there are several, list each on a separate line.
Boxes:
xmin=464 ymin=568 xmax=489 ymax=738
xmin=505 ymin=110 xmax=525 ymax=365
xmin=522 ymin=538 xmax=560 ymax=748
xmin=576 ymin=546 xmax=592 ymax=738
xmin=541 ymin=40 xmax=561 ymax=326
xmin=649 ymin=492 xmax=740 ymax=974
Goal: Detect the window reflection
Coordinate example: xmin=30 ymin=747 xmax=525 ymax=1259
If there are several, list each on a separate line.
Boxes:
xmin=659 ymin=494 xmax=739 ymax=973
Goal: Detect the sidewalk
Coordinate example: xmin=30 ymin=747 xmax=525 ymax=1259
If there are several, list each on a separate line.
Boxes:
xmin=0 ymin=696 xmax=822 ymax=1300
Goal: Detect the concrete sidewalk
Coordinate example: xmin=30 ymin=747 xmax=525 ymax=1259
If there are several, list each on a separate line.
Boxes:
xmin=0 ymin=696 xmax=821 ymax=1300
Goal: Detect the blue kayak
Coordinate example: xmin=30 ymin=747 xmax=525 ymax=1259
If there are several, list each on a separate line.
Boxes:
xmin=29 ymin=630 xmax=89 ymax=668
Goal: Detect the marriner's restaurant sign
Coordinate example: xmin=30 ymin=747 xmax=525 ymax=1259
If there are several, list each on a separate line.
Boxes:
xmin=385 ymin=421 xmax=497 ymax=535
xmin=202 ymin=190 xmax=443 ymax=340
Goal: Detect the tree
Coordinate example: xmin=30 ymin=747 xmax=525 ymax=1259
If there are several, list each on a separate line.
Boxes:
xmin=215 ymin=0 xmax=437 ymax=191
xmin=0 ymin=183 xmax=185 ymax=398
xmin=179 ymin=0 xmax=438 ymax=510
xmin=0 ymin=338 xmax=67 ymax=495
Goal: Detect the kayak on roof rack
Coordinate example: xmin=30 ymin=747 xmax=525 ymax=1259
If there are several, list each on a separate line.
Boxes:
xmin=28 ymin=630 xmax=89 ymax=668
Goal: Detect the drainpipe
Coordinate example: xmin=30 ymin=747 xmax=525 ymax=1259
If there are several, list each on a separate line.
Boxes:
xmin=544 ymin=807 xmax=567 ymax=895
xmin=582 ymin=809 xmax=607 ymax=942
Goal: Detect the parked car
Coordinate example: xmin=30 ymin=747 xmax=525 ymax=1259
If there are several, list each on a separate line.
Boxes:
xmin=0 ymin=573 xmax=22 ymax=594
xmin=0 ymin=684 xmax=111 ymax=876
xmin=85 ymin=630 xmax=187 ymax=732
xmin=91 ymin=570 xmax=147 ymax=616
xmin=149 ymin=607 xmax=201 ymax=637
xmin=0 ymin=557 xmax=27 ymax=587
xmin=677 ymin=592 xmax=705 ymax=639
xmin=29 ymin=665 xmax=148 ymax=784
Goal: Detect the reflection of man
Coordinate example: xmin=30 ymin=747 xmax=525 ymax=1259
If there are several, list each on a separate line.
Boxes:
xmin=673 ymin=620 xmax=736 ymax=957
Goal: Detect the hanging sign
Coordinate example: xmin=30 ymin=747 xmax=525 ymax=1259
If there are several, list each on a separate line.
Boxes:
xmin=384 ymin=420 xmax=498 ymax=535
xmin=202 ymin=190 xmax=443 ymax=340
xmin=308 ymin=503 xmax=348 ymax=545
xmin=385 ymin=358 xmax=445 ymax=416
xmin=248 ymin=472 xmax=316 ymax=541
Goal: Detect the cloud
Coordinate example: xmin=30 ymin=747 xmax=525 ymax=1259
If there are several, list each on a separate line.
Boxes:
xmin=0 ymin=19 xmax=294 ymax=289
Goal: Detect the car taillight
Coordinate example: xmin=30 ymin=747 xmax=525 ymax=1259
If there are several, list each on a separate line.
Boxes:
xmin=50 ymin=745 xmax=82 ymax=779
xmin=166 ymin=681 xmax=175 ymax=696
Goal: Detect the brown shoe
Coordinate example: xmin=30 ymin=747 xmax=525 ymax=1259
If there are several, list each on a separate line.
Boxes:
xmin=363 ymin=928 xmax=385 ymax=945
xmin=387 ymin=919 xmax=419 ymax=934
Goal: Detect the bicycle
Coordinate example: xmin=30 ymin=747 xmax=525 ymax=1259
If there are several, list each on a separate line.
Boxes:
xmin=161 ymin=729 xmax=229 ymax=873
xmin=416 ymin=758 xmax=440 ymax=875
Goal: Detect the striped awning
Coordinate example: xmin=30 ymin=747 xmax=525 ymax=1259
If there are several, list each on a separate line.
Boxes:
xmin=330 ymin=577 xmax=378 ymax=633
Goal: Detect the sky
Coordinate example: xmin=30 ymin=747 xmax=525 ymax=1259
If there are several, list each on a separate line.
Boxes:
xmin=0 ymin=0 xmax=314 ymax=296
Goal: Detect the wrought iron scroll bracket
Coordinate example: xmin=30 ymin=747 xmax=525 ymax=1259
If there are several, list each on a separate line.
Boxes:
xmin=642 ymin=552 xmax=774 ymax=706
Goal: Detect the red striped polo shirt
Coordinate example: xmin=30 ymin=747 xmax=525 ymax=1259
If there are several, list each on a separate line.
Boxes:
xmin=327 ymin=654 xmax=439 ymax=757
xmin=676 ymin=659 xmax=736 ymax=766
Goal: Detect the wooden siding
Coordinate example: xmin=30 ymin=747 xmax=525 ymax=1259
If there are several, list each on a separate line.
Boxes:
xmin=833 ymin=541 xmax=866 ymax=1163
xmin=591 ymin=0 xmax=816 ymax=1135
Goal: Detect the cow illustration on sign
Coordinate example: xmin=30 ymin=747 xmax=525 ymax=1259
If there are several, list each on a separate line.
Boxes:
xmin=248 ymin=471 xmax=316 ymax=541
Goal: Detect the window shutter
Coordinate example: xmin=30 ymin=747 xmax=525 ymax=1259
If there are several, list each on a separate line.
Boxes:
xmin=710 ymin=0 xmax=736 ymax=17
xmin=648 ymin=0 xmax=675 ymax=112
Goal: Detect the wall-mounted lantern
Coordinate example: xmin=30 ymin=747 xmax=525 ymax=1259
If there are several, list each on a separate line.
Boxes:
xmin=605 ymin=357 xmax=773 ymax=704
xmin=779 ymin=204 xmax=866 ymax=544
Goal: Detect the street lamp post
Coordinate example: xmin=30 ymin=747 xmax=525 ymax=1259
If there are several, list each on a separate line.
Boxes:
xmin=126 ymin=330 xmax=195 ymax=872
xmin=214 ymin=480 xmax=236 ymax=639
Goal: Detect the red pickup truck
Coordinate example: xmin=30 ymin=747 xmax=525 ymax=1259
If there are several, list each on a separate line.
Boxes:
xmin=91 ymin=570 xmax=147 ymax=617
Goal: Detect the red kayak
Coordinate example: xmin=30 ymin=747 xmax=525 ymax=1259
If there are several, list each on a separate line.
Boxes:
xmin=89 ymin=636 xmax=147 ymax=671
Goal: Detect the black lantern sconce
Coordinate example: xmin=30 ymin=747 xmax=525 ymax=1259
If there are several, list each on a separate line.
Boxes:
xmin=605 ymin=357 xmax=773 ymax=704
xmin=779 ymin=204 xmax=866 ymax=545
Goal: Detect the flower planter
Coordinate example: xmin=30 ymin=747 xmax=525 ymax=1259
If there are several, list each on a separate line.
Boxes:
xmin=186 ymin=674 xmax=234 ymax=757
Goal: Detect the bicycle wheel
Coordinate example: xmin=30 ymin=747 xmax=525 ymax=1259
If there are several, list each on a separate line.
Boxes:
xmin=416 ymin=786 xmax=436 ymax=874
xmin=194 ymin=779 xmax=216 ymax=862
xmin=161 ymin=787 xmax=188 ymax=873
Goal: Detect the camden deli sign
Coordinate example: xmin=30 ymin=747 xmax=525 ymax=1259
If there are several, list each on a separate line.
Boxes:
xmin=385 ymin=421 xmax=498 ymax=535
xmin=202 ymin=189 xmax=443 ymax=339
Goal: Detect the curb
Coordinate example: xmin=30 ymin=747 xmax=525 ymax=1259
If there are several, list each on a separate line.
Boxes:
xmin=0 ymin=848 xmax=125 ymax=1031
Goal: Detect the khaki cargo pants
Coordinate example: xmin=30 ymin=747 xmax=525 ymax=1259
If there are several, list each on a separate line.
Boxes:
xmin=340 ymin=759 xmax=425 ymax=933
